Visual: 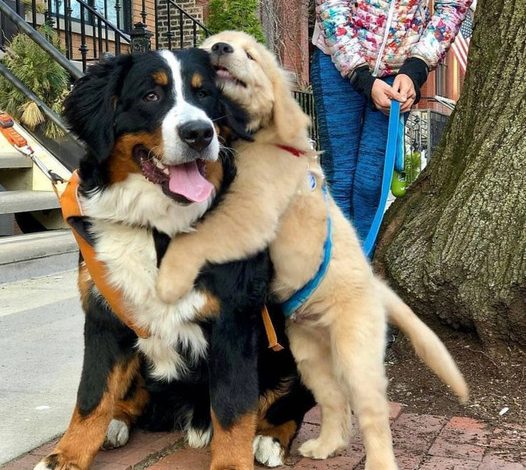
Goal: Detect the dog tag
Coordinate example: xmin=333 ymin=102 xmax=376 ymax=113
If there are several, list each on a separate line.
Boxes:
xmin=308 ymin=172 xmax=317 ymax=191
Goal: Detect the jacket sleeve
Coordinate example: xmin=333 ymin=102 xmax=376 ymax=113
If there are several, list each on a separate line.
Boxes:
xmin=315 ymin=0 xmax=368 ymax=77
xmin=411 ymin=0 xmax=474 ymax=69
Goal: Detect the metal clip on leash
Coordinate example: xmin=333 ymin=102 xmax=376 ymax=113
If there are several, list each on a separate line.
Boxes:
xmin=362 ymin=100 xmax=404 ymax=258
xmin=0 ymin=113 xmax=67 ymax=187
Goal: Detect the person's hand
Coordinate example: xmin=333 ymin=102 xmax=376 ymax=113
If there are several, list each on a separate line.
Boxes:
xmin=371 ymin=80 xmax=404 ymax=115
xmin=392 ymin=74 xmax=417 ymax=113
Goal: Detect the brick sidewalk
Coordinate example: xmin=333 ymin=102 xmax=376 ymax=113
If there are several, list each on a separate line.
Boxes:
xmin=3 ymin=404 xmax=525 ymax=469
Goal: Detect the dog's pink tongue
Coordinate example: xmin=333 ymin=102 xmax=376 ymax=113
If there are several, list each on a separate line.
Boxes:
xmin=168 ymin=161 xmax=214 ymax=203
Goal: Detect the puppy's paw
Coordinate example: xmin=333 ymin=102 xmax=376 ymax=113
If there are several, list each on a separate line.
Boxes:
xmin=253 ymin=435 xmax=285 ymax=467
xmin=101 ymin=419 xmax=130 ymax=450
xmin=298 ymin=438 xmax=343 ymax=460
xmin=186 ymin=426 xmax=212 ymax=448
xmin=157 ymin=260 xmax=199 ymax=304
xmin=34 ymin=454 xmax=81 ymax=470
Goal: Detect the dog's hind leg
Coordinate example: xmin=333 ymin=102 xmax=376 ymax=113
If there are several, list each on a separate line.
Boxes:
xmin=330 ymin=295 xmax=398 ymax=470
xmin=34 ymin=293 xmax=140 ymax=470
xmin=287 ymin=323 xmax=353 ymax=459
xmin=103 ymin=372 xmax=150 ymax=449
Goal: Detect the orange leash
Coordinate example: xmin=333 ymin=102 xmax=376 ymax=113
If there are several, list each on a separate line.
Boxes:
xmin=261 ymin=305 xmax=284 ymax=352
xmin=59 ymin=171 xmax=150 ymax=339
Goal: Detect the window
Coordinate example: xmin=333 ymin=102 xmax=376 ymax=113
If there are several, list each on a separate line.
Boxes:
xmin=50 ymin=0 xmax=131 ymax=32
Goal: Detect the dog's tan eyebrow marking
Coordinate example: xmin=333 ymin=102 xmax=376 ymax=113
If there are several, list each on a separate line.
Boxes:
xmin=191 ymin=73 xmax=203 ymax=88
xmin=152 ymin=71 xmax=169 ymax=86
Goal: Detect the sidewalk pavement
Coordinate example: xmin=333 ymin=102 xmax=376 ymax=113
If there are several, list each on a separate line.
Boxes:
xmin=2 ymin=403 xmax=525 ymax=470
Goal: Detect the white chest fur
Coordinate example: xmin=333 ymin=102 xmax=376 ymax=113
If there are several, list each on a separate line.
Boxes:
xmin=82 ymin=176 xmax=214 ymax=381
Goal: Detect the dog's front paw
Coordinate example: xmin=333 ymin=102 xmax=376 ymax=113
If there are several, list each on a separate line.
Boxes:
xmin=101 ymin=419 xmax=130 ymax=450
xmin=157 ymin=259 xmax=199 ymax=304
xmin=34 ymin=454 xmax=81 ymax=470
xmin=298 ymin=437 xmax=344 ymax=460
xmin=253 ymin=435 xmax=285 ymax=467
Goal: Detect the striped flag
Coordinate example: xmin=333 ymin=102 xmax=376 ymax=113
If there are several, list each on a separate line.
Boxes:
xmin=451 ymin=8 xmax=474 ymax=73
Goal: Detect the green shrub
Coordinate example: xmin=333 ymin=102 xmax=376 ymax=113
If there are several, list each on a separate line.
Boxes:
xmin=207 ymin=0 xmax=265 ymax=43
xmin=0 ymin=24 xmax=69 ymax=139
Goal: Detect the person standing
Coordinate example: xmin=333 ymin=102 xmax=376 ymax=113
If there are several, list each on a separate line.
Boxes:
xmin=311 ymin=0 xmax=473 ymax=242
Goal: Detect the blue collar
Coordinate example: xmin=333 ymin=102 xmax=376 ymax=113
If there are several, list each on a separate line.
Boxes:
xmin=281 ymin=185 xmax=333 ymax=318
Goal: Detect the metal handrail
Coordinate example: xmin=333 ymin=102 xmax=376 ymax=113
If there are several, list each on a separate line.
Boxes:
xmin=70 ymin=0 xmax=130 ymax=41
xmin=0 ymin=0 xmax=83 ymax=80
xmin=166 ymin=0 xmax=209 ymax=34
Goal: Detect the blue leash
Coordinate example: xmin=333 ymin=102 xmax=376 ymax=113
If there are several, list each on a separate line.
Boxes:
xmin=362 ymin=100 xmax=404 ymax=258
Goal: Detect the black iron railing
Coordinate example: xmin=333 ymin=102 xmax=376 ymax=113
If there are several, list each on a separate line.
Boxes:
xmin=293 ymin=89 xmax=319 ymax=148
xmin=155 ymin=0 xmax=209 ymax=50
xmin=44 ymin=0 xmax=131 ymax=70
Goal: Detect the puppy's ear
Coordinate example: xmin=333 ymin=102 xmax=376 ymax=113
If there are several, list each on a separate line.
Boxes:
xmin=271 ymin=68 xmax=311 ymax=143
xmin=220 ymin=95 xmax=254 ymax=142
xmin=63 ymin=54 xmax=133 ymax=162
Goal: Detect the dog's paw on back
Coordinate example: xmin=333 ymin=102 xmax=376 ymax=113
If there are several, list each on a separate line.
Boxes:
xmin=252 ymin=435 xmax=284 ymax=468
xmin=101 ymin=419 xmax=130 ymax=450
xmin=34 ymin=454 xmax=81 ymax=470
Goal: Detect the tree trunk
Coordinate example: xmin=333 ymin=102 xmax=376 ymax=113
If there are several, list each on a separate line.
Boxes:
xmin=374 ymin=0 xmax=526 ymax=350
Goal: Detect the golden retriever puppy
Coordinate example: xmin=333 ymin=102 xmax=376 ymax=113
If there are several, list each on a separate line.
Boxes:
xmin=157 ymin=31 xmax=468 ymax=470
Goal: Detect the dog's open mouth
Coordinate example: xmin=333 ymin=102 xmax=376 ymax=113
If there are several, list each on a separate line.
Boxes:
xmin=214 ymin=65 xmax=247 ymax=88
xmin=133 ymin=146 xmax=214 ymax=204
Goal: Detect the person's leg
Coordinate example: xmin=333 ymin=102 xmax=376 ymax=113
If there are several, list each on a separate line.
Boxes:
xmin=311 ymin=49 xmax=366 ymax=220
xmin=351 ymin=77 xmax=393 ymax=242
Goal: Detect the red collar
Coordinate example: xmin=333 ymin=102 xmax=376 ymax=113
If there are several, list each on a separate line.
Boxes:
xmin=276 ymin=144 xmax=306 ymax=157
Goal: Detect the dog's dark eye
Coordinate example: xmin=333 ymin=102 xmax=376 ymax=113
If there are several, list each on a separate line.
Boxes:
xmin=196 ymin=89 xmax=209 ymax=99
xmin=144 ymin=92 xmax=159 ymax=102
xmin=246 ymin=51 xmax=255 ymax=61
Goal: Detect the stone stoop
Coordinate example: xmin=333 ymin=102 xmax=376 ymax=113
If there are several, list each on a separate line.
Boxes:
xmin=0 ymin=121 xmax=76 ymax=282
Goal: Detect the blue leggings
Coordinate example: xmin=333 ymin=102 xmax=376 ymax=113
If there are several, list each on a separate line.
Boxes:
xmin=311 ymin=49 xmax=392 ymax=242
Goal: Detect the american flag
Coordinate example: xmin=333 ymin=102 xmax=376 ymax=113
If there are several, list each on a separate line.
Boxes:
xmin=451 ymin=7 xmax=474 ymax=73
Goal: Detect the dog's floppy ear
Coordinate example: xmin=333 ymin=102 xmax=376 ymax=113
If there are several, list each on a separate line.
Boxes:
xmin=220 ymin=95 xmax=254 ymax=142
xmin=271 ymin=67 xmax=311 ymax=143
xmin=63 ymin=54 xmax=133 ymax=162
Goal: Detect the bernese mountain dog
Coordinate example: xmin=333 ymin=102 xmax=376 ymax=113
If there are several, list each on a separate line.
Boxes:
xmin=34 ymin=48 xmax=313 ymax=470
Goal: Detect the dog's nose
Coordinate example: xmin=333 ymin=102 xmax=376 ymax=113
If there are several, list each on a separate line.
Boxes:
xmin=211 ymin=42 xmax=234 ymax=56
xmin=178 ymin=120 xmax=214 ymax=152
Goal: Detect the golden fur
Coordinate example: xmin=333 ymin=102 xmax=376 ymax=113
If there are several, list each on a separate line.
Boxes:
xmin=157 ymin=31 xmax=468 ymax=470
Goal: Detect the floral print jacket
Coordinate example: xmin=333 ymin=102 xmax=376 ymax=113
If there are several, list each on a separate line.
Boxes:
xmin=314 ymin=0 xmax=473 ymax=78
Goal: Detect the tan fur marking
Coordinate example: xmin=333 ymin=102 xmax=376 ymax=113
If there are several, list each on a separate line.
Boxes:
xmin=210 ymin=410 xmax=257 ymax=470
xmin=43 ymin=356 xmax=142 ymax=469
xmin=204 ymin=159 xmax=224 ymax=193
xmin=196 ymin=291 xmax=221 ymax=319
xmin=257 ymin=419 xmax=298 ymax=450
xmin=152 ymin=70 xmax=169 ymax=86
xmin=113 ymin=373 xmax=149 ymax=425
xmin=191 ymin=72 xmax=203 ymax=88
xmin=108 ymin=129 xmax=163 ymax=183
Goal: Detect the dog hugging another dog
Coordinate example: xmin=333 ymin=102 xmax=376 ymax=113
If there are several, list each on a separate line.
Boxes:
xmin=34 ymin=31 xmax=468 ymax=470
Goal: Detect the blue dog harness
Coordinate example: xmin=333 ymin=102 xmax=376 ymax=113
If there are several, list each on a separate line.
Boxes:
xmin=281 ymin=184 xmax=333 ymax=318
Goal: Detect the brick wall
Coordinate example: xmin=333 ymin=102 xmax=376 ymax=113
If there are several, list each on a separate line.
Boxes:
xmin=155 ymin=0 xmax=205 ymax=50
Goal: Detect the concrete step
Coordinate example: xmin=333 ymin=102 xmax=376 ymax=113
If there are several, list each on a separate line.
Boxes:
xmin=0 ymin=190 xmax=60 ymax=215
xmin=0 ymin=230 xmax=78 ymax=282
xmin=0 ymin=151 xmax=33 ymax=169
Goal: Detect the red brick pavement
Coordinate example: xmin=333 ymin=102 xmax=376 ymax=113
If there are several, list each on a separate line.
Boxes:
xmin=3 ymin=403 xmax=525 ymax=469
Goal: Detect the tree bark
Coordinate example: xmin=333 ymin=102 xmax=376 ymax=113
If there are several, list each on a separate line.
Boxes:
xmin=374 ymin=0 xmax=526 ymax=350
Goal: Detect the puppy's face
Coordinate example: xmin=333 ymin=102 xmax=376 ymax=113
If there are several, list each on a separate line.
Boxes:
xmin=64 ymin=49 xmax=246 ymax=203
xmin=201 ymin=31 xmax=310 ymax=143
xmin=201 ymin=31 xmax=276 ymax=132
